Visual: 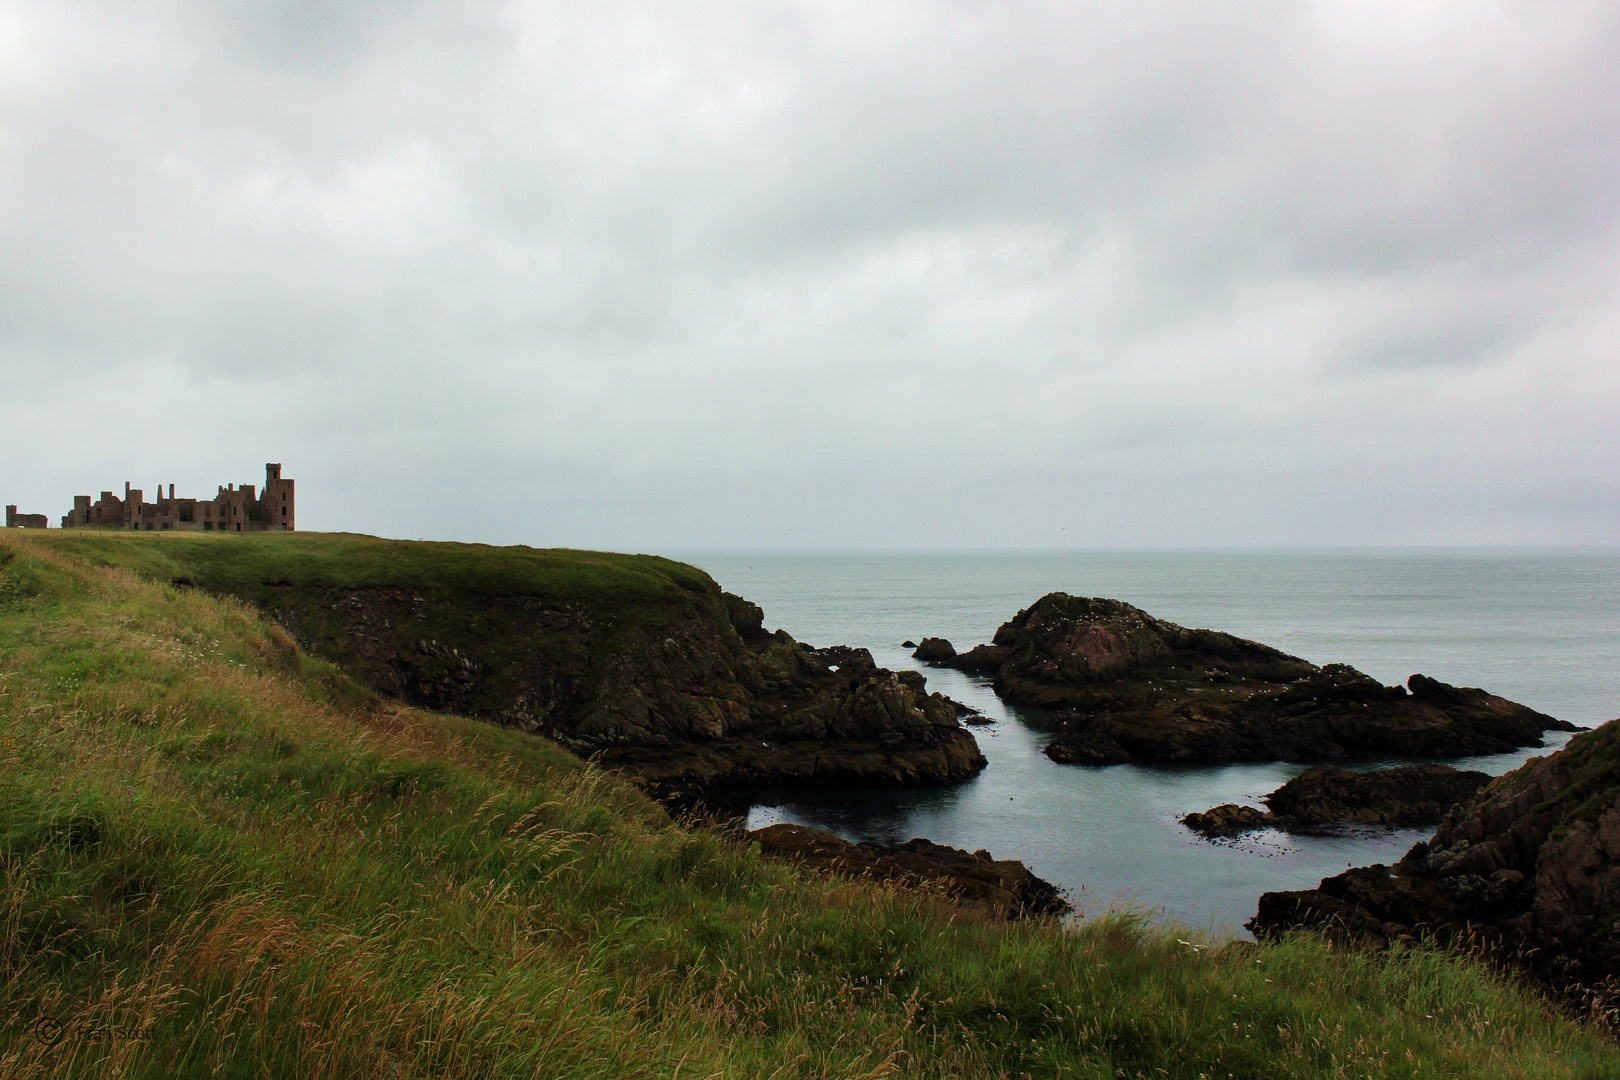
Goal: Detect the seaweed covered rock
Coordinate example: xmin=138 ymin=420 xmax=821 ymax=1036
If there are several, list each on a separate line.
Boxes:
xmin=1250 ymin=719 xmax=1620 ymax=995
xmin=749 ymin=823 xmax=1070 ymax=920
xmin=1182 ymin=765 xmax=1491 ymax=838
xmin=974 ymin=593 xmax=1571 ymax=765
xmin=911 ymin=637 xmax=957 ymax=663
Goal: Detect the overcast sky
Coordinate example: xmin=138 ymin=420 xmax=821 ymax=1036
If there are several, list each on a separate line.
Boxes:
xmin=3 ymin=0 xmax=1617 ymax=548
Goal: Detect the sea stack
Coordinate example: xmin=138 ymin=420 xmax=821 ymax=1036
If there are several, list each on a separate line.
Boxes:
xmin=937 ymin=593 xmax=1576 ymax=765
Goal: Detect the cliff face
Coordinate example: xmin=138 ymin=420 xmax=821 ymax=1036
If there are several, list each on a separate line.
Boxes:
xmin=1251 ymin=719 xmax=1620 ymax=994
xmin=157 ymin=536 xmax=985 ymax=794
xmin=954 ymin=593 xmax=1573 ymax=764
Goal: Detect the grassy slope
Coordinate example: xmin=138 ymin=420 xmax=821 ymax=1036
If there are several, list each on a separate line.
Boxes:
xmin=0 ymin=531 xmax=1614 ymax=1080
xmin=31 ymin=531 xmax=731 ymax=724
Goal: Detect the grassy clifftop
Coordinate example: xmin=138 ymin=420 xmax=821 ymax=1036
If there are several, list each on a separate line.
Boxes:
xmin=30 ymin=531 xmax=985 ymax=792
xmin=32 ymin=531 xmax=719 ymax=722
xmin=0 ymin=530 xmax=1615 ymax=1078
xmin=39 ymin=529 xmax=713 ymax=601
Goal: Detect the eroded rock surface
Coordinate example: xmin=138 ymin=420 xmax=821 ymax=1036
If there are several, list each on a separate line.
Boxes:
xmin=1183 ymin=765 xmax=1492 ymax=838
xmin=1249 ymin=719 xmax=1620 ymax=995
xmin=937 ymin=593 xmax=1573 ymax=765
xmin=749 ymin=822 xmax=1070 ymax=920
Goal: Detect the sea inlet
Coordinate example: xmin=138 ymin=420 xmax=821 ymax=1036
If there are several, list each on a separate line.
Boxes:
xmin=684 ymin=550 xmax=1620 ymax=935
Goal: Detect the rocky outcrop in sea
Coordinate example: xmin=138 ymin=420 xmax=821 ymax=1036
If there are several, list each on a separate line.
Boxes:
xmin=1182 ymin=764 xmax=1492 ymax=838
xmin=1249 ymin=719 xmax=1620 ymax=996
xmin=911 ymin=637 xmax=957 ymax=663
xmin=932 ymin=593 xmax=1575 ymax=765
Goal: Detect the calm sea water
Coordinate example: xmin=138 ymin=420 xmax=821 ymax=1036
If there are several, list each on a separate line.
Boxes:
xmin=679 ymin=550 xmax=1620 ymax=937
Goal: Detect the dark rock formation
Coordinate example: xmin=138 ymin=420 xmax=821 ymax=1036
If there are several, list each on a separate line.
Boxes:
xmin=985 ymin=593 xmax=1316 ymax=703
xmin=945 ymin=643 xmax=1012 ymax=674
xmin=1266 ymin=764 xmax=1491 ymax=829
xmin=172 ymin=539 xmax=985 ymax=795
xmin=1183 ymin=765 xmax=1492 ymax=838
xmin=911 ymin=636 xmax=1010 ymax=674
xmin=601 ymin=640 xmax=988 ymax=794
xmin=1249 ymin=719 xmax=1620 ymax=995
xmin=722 ymin=592 xmax=770 ymax=641
xmin=1182 ymin=803 xmax=1274 ymax=837
xmin=749 ymin=822 xmax=1070 ymax=920
xmin=901 ymin=640 xmax=917 ymax=649
xmin=964 ymin=593 xmax=1572 ymax=765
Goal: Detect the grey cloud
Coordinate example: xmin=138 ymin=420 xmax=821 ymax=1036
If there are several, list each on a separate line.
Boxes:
xmin=2 ymin=0 xmax=1618 ymax=546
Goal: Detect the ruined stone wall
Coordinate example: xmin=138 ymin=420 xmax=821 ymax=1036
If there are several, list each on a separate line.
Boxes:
xmin=73 ymin=464 xmax=296 ymax=532
xmin=5 ymin=506 xmax=48 ymax=528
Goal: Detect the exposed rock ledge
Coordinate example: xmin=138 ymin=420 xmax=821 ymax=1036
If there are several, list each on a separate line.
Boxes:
xmin=929 ymin=593 xmax=1575 ymax=765
xmin=749 ymin=823 xmax=1070 ymax=920
xmin=1249 ymin=719 xmax=1620 ymax=997
xmin=1183 ymin=764 xmax=1492 ymax=838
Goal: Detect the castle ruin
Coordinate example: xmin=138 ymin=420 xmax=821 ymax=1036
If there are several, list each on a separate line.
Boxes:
xmin=4 ymin=506 xmax=48 ymax=529
xmin=30 ymin=463 xmax=297 ymax=532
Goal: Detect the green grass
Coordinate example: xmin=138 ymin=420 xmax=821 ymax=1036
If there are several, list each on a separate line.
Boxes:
xmin=0 ymin=530 xmax=1615 ymax=1078
xmin=33 ymin=529 xmax=715 ymax=606
xmin=25 ymin=530 xmax=742 ymax=735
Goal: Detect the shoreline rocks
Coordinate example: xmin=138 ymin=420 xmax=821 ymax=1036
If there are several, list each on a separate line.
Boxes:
xmin=1183 ymin=764 xmax=1492 ymax=838
xmin=596 ymin=636 xmax=987 ymax=794
xmin=749 ymin=822 xmax=1071 ymax=920
xmin=931 ymin=593 xmax=1575 ymax=765
xmin=1249 ymin=719 xmax=1620 ymax=996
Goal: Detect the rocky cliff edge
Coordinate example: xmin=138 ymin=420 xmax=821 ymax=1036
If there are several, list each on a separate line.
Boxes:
xmin=158 ymin=537 xmax=985 ymax=798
